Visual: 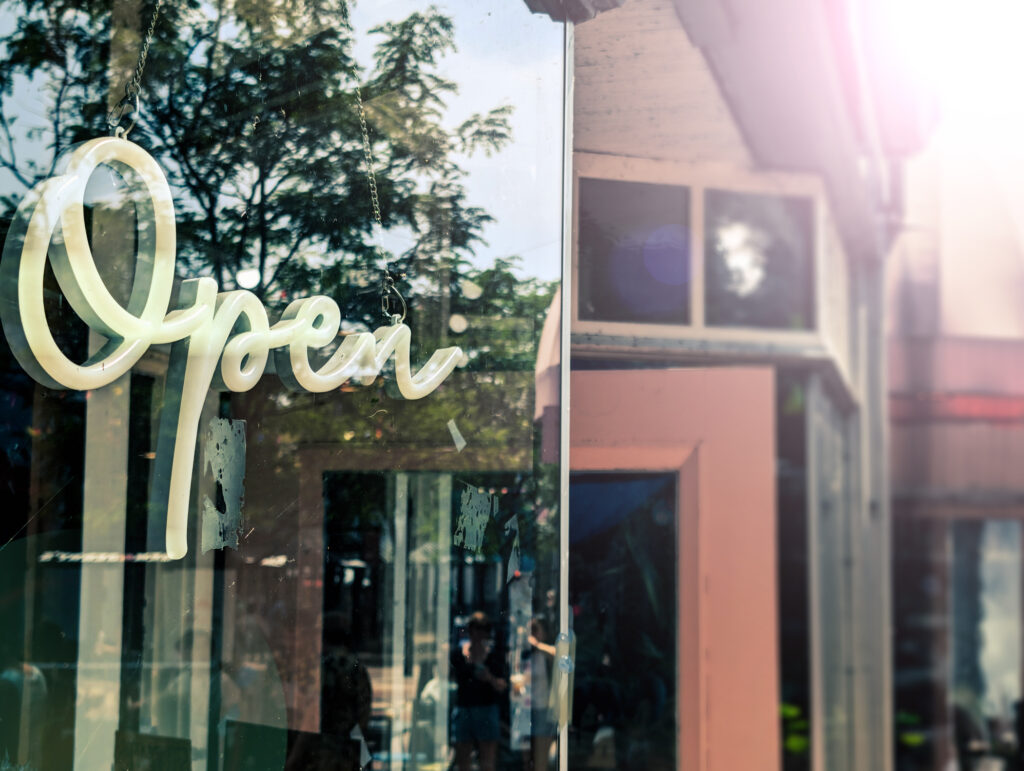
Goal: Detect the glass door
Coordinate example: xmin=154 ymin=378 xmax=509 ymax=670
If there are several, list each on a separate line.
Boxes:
xmin=0 ymin=1 xmax=568 ymax=769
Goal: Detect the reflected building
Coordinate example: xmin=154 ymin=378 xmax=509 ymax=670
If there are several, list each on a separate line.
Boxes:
xmin=526 ymin=1 xmax=927 ymax=770
xmin=887 ymin=89 xmax=1024 ymax=770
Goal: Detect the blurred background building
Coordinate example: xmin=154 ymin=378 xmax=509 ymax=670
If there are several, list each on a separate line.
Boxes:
xmin=525 ymin=1 xmax=987 ymax=770
xmin=888 ymin=96 xmax=1024 ymax=771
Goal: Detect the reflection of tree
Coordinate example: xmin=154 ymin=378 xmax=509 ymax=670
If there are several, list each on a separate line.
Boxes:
xmin=0 ymin=0 xmax=558 ymax=550
xmin=0 ymin=5 xmax=560 ymax=762
xmin=0 ymin=0 xmax=553 ymax=368
xmin=0 ymin=0 xmax=108 ymax=196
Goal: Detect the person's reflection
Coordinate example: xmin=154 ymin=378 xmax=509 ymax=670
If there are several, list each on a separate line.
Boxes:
xmin=522 ymin=617 xmax=556 ymax=771
xmin=0 ymin=636 xmax=47 ymax=767
xmin=298 ymin=611 xmax=372 ymax=770
xmin=451 ymin=611 xmax=507 ymax=771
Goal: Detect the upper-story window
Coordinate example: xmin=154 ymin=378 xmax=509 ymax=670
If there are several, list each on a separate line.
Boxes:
xmin=576 ymin=171 xmax=819 ymax=335
xmin=704 ymin=189 xmax=815 ymax=330
xmin=578 ymin=177 xmax=691 ymax=324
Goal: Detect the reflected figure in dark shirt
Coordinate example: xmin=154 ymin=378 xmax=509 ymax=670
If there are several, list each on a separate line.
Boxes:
xmin=451 ymin=611 xmax=507 ymax=771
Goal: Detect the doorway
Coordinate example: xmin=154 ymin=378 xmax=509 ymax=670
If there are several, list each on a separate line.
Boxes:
xmin=569 ymin=472 xmax=677 ymax=770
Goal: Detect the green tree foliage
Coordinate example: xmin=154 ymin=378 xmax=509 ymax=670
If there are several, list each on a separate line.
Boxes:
xmin=0 ymin=0 xmax=558 ymax=596
xmin=0 ymin=0 xmax=554 ymax=368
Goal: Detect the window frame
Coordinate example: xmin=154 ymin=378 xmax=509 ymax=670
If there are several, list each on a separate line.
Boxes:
xmin=572 ymin=152 xmax=829 ymax=349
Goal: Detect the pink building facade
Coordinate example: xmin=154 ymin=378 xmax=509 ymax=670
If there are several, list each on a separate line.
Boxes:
xmin=525 ymin=0 xmax=920 ymax=768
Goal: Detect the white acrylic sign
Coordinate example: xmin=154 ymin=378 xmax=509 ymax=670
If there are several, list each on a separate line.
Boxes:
xmin=0 ymin=137 xmax=462 ymax=559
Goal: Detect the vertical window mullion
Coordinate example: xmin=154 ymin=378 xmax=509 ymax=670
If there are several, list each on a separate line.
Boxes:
xmin=692 ymin=185 xmax=706 ymax=329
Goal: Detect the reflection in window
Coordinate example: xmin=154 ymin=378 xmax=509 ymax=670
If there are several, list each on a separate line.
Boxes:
xmin=0 ymin=0 xmax=564 ymax=768
xmin=569 ymin=473 xmax=676 ymax=771
xmin=705 ymin=190 xmax=815 ymax=330
xmin=951 ymin=519 xmax=1021 ymax=769
xmin=578 ymin=178 xmax=691 ymax=325
xmin=894 ymin=518 xmax=1024 ymax=771
xmin=777 ymin=371 xmax=811 ymax=771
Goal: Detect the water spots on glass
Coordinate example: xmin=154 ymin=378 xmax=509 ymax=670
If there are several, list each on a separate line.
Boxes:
xmin=201 ymin=417 xmax=246 ymax=553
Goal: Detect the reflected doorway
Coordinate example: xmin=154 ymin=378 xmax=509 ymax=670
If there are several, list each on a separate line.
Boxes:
xmin=569 ymin=472 xmax=676 ymax=771
xmin=317 ymin=470 xmax=561 ymax=771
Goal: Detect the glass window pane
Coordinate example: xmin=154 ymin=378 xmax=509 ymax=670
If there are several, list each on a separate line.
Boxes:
xmin=0 ymin=1 xmax=565 ymax=769
xmin=578 ymin=178 xmax=691 ymax=325
xmin=704 ymin=189 xmax=815 ymax=330
xmin=951 ymin=519 xmax=1021 ymax=766
xmin=569 ymin=472 xmax=676 ymax=771
xmin=894 ymin=517 xmax=1024 ymax=770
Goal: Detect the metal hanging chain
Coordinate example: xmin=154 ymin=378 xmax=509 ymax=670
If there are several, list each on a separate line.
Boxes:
xmin=345 ymin=4 xmax=405 ymax=324
xmin=104 ymin=0 xmax=404 ymax=320
xmin=107 ymin=0 xmax=164 ymax=138
xmin=354 ymin=84 xmax=405 ymax=324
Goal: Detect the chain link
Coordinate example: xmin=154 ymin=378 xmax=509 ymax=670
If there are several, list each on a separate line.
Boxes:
xmin=341 ymin=0 xmax=402 ymax=322
xmin=353 ymin=59 xmax=404 ymax=323
xmin=104 ymin=0 xmax=405 ymax=320
xmin=107 ymin=0 xmax=164 ymax=137
xmin=354 ymin=87 xmax=382 ymax=231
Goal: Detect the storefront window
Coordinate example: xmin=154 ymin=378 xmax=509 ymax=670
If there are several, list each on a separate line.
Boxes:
xmin=0 ymin=1 xmax=565 ymax=769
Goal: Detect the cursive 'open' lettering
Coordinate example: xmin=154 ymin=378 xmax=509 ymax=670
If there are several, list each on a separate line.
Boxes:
xmin=0 ymin=137 xmax=462 ymax=559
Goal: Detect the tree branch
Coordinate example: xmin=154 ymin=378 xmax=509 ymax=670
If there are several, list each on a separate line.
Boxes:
xmin=265 ymin=229 xmax=309 ymax=292
xmin=0 ymin=112 xmax=34 ymax=189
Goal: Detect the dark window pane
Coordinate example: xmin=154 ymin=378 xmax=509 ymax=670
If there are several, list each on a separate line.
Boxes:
xmin=569 ymin=472 xmax=676 ymax=771
xmin=578 ymin=178 xmax=691 ymax=324
xmin=777 ymin=371 xmax=812 ymax=771
xmin=705 ymin=190 xmax=815 ymax=329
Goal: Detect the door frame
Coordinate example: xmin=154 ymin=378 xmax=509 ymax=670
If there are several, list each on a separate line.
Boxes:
xmin=570 ymin=367 xmax=779 ymax=771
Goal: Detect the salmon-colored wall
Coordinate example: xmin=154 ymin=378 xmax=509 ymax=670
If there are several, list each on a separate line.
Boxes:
xmin=571 ymin=368 xmax=779 ymax=771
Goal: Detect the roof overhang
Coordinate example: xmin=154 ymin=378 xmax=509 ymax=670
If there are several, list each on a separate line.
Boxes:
xmin=523 ymin=0 xmax=936 ymax=261
xmin=522 ymin=0 xmax=627 ymax=23
xmin=672 ymin=0 xmax=890 ymax=260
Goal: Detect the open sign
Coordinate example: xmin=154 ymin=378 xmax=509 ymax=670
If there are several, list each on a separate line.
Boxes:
xmin=0 ymin=137 xmax=462 ymax=559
